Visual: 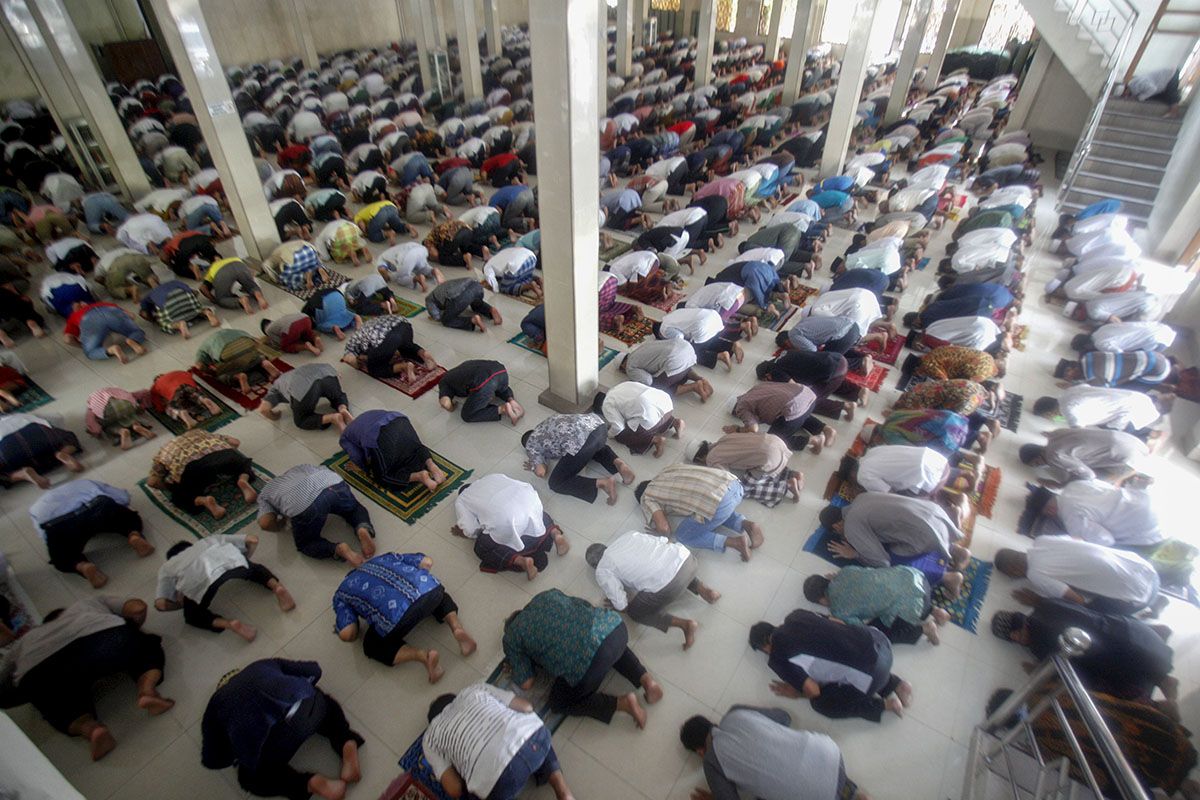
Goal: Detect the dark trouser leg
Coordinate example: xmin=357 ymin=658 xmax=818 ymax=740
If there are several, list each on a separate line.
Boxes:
xmin=547 ymin=425 xmax=617 ymax=502
xmin=473 ymin=531 xmax=552 ymax=572
xmin=873 ymin=580 xmax=931 ymax=645
xmin=692 ymin=334 xmax=734 ymax=368
xmin=767 ymin=414 xmax=810 ymax=450
xmin=462 ymin=384 xmax=503 ymax=423
xmin=183 ymin=563 xmax=278 ymax=631
xmin=291 ymin=375 xmax=347 ymax=430
xmin=43 ymin=496 xmax=142 ymax=573
xmin=487 ymin=725 xmax=558 ymax=800
xmin=237 ymin=763 xmax=312 ymax=800
xmin=548 ymin=624 xmax=633 ymax=723
xmin=328 ymin=483 xmax=373 ymax=535
xmin=625 ymin=556 xmax=696 ymax=632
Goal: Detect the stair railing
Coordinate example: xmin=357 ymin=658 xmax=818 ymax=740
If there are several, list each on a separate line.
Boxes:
xmin=961 ymin=628 xmax=1152 ymax=800
xmin=1052 ymin=0 xmax=1138 ymax=213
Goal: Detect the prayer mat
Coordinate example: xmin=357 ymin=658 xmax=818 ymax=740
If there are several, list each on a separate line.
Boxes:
xmin=735 ymin=303 xmax=798 ymax=333
xmin=264 ymin=270 xmax=350 ymax=302
xmin=787 ymin=283 xmax=820 ymax=307
xmin=915 ymin=257 xmax=930 ymax=271
xmin=841 ymin=364 xmax=888 ymax=392
xmin=380 ymin=773 xmax=442 ymax=800
xmin=354 ymin=361 xmax=446 ymax=399
xmin=618 ymin=285 xmax=684 ymax=312
xmin=996 ymin=392 xmax=1022 ymax=432
xmin=397 ymin=739 xmax=455 ymax=800
xmin=485 ymin=660 xmax=567 ymax=732
xmin=778 ymin=192 xmax=800 ymax=207
xmin=972 ymin=466 xmax=1001 ymax=518
xmin=1011 ymin=324 xmax=1028 ymax=351
xmin=189 ymin=358 xmax=294 ymax=410
xmin=1043 ymin=293 xmax=1067 ymax=307
xmin=9 ymin=377 xmax=52 ymax=413
xmin=322 ymin=449 xmax=470 ymax=524
xmin=802 ymin=495 xmax=989 ymax=632
xmin=862 ymin=334 xmax=904 ymax=365
xmin=508 ymin=332 xmax=620 ymax=370
xmin=599 ymin=238 xmax=633 ymax=261
xmin=601 ymin=314 xmax=654 ymax=346
xmin=394 ymin=298 xmax=426 ymax=318
xmin=503 ymin=291 xmax=541 ymax=307
xmin=137 ymin=464 xmax=274 ymax=539
xmin=895 ymin=371 xmax=927 ymax=392
xmin=145 ymin=384 xmax=239 ymax=435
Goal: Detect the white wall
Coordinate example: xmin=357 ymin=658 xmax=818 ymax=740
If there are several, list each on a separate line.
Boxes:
xmin=1023 ymin=52 xmax=1091 ymax=150
xmin=0 ymin=31 xmax=37 ymax=101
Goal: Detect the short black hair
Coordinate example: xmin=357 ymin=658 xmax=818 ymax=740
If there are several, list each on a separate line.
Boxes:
xmin=755 ymin=360 xmax=774 ymax=380
xmin=634 ymin=481 xmax=649 ymax=503
xmin=902 ymin=311 xmax=920 ymax=328
xmin=1018 ymin=443 xmax=1044 ymax=465
xmin=520 ymin=430 xmax=532 ymax=448
xmin=427 ymin=693 xmax=456 ymax=722
xmin=775 ymin=330 xmax=791 ymax=348
xmin=749 ymin=621 xmax=776 ymax=651
xmin=260 ymin=318 xmax=272 ymax=334
xmin=1070 ymin=333 xmax=1092 ymax=353
xmin=1053 ymin=359 xmax=1076 ymax=379
xmin=166 ymin=541 xmax=193 ymax=559
xmin=679 ymin=715 xmax=715 ymax=752
xmin=818 ymin=505 xmax=843 ymax=529
xmin=803 ymin=574 xmax=831 ymax=603
xmin=43 ymin=608 xmax=65 ymax=623
xmin=1032 ymin=396 xmax=1059 ymax=416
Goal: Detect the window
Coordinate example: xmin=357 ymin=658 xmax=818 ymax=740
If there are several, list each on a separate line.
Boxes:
xmin=820 ymin=0 xmax=901 ymax=57
xmin=820 ymin=1 xmax=853 ymax=44
xmin=651 ymin=0 xmax=681 ymax=9
xmin=717 ymin=0 xmax=739 ymax=32
xmin=758 ymin=0 xmax=799 ymax=38
xmin=979 ymin=0 xmax=1035 ymax=50
xmin=920 ymin=0 xmax=948 ymax=53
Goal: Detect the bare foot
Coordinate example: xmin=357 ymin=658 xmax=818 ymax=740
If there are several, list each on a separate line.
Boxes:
xmin=229 ymin=620 xmax=257 ymax=642
xmin=454 ymin=627 xmax=477 ymax=657
xmin=950 ymin=543 xmax=970 ymax=570
xmin=682 ymin=619 xmax=699 ymax=650
xmin=885 ymin=695 xmax=905 ymax=718
xmin=932 ymin=607 xmax=950 ymax=626
xmin=743 ymin=521 xmax=764 ymax=549
xmin=727 ymin=534 xmax=751 ymax=562
xmin=941 ymin=571 xmax=964 ymax=600
xmin=518 ymin=555 xmax=539 ymax=580
xmin=698 ymin=585 xmax=721 ymax=603
xmin=238 ymin=474 xmax=257 ymax=503
xmin=596 ymin=475 xmax=619 ymax=505
xmin=894 ymin=680 xmax=913 ymax=707
xmin=652 ymin=435 xmax=666 ymax=458
xmin=79 ymin=562 xmax=108 ymax=588
xmin=275 ymin=584 xmax=296 ymax=611
xmin=425 ymin=649 xmax=444 ymax=683
xmin=88 ymin=725 xmax=117 ymax=761
xmin=616 ymin=460 xmax=636 ymax=485
xmin=641 ymin=674 xmax=663 ymax=703
xmin=340 ymin=740 xmax=361 ymax=784
xmin=308 ymin=775 xmax=347 ymax=800
xmin=618 ymin=692 xmax=647 ymax=729
xmin=357 ymin=527 xmax=376 ymax=558
xmin=553 ymin=529 xmax=570 ymax=555
xmin=922 ymin=618 xmax=940 ymax=645
xmin=128 ymin=535 xmax=155 ymax=557
xmin=137 ymin=694 xmax=175 ymax=716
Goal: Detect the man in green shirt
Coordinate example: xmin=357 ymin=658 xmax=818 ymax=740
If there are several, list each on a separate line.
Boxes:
xmin=502 ymin=589 xmax=662 ymax=727
xmin=804 ymin=565 xmax=950 ymax=645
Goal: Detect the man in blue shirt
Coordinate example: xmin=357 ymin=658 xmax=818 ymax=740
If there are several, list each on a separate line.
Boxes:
xmin=333 ymin=552 xmax=476 ymax=681
xmin=808 ymin=187 xmax=858 ymax=223
xmin=338 ymin=409 xmax=444 ymax=493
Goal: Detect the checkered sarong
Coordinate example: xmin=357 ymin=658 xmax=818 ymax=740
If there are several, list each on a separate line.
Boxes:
xmin=278 ymin=244 xmax=322 ymax=290
xmin=154 ymin=287 xmax=205 ymax=332
xmin=740 ymin=469 xmax=792 ymax=508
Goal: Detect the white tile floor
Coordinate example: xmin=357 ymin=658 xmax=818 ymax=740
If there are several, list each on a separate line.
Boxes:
xmin=3 ymin=147 xmax=1200 ymax=800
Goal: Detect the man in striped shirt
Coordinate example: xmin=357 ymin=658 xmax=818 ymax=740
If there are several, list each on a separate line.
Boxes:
xmin=635 ymin=464 xmax=764 ymax=561
xmin=256 ymin=464 xmax=375 ymax=566
xmin=1054 ymin=350 xmax=1176 ymax=390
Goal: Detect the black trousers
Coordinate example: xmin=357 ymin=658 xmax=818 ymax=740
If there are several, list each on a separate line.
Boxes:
xmin=691 ymin=333 xmax=737 ymax=368
xmin=440 ymin=283 xmax=494 ymax=331
xmin=474 ymin=512 xmax=555 ymax=572
xmin=548 ymin=424 xmax=619 ymax=502
xmin=767 ymin=414 xmax=823 ymax=451
xmin=170 ymin=449 xmax=255 ymax=515
xmin=361 ymin=586 xmax=458 ymax=664
xmin=870 ymin=577 xmax=933 ymax=645
xmin=547 ymin=623 xmax=647 ymax=723
xmin=43 ymin=496 xmax=143 ymax=573
xmin=367 ymin=416 xmax=431 ymax=490
xmin=21 ymin=623 xmax=165 ymax=732
xmin=291 ymin=375 xmax=349 ymax=430
xmin=462 ymin=371 xmax=513 ymax=422
xmin=183 ymin=563 xmax=277 ymax=631
xmin=236 ymin=691 xmax=364 ymax=800
xmin=365 ymin=322 xmax=423 ymax=377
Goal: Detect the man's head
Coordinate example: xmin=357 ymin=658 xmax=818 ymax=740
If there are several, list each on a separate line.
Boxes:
xmin=1032 ymin=396 xmax=1060 ymax=419
xmin=748 ymin=621 xmax=776 ymax=653
xmin=1053 ymin=359 xmax=1082 ymax=382
xmin=803 ymin=574 xmax=832 ymax=605
xmin=754 ymin=360 xmax=775 ymax=380
xmin=520 ymin=430 xmax=533 ymax=448
xmin=679 ymin=715 xmax=716 ymax=755
xmin=1018 ymin=443 xmax=1046 ymax=467
xmin=775 ymin=330 xmax=794 ymax=349
xmin=166 ymin=541 xmax=193 ymax=560
xmin=818 ymin=504 xmax=844 ymax=533
xmin=994 ymin=548 xmax=1029 ymax=578
xmin=585 ymin=543 xmax=607 ymax=569
xmin=685 ymin=440 xmax=711 ymax=464
xmin=1070 ymin=333 xmax=1093 ymax=353
xmin=427 ymin=693 xmax=456 ymax=722
xmin=991 ymin=611 xmax=1031 ymax=645
xmin=902 ymin=311 xmax=921 ymax=329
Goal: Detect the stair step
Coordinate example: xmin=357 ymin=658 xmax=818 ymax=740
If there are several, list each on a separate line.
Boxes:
xmin=1088 ymin=136 xmax=1175 ymax=156
xmin=1098 ymin=111 xmax=1183 ymax=136
xmin=1079 ymin=154 xmax=1166 ymax=172
xmin=1062 ymin=185 xmax=1156 ymax=210
xmin=1095 ymin=124 xmax=1179 ymax=140
xmin=1075 ymin=170 xmax=1164 ymax=190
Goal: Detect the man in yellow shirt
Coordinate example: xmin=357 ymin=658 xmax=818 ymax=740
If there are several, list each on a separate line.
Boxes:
xmin=353 ymin=199 xmax=415 ymax=245
xmin=200 ymin=257 xmax=269 ymax=314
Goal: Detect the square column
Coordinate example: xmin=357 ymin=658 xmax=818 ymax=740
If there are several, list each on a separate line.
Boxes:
xmin=818 ymin=0 xmax=888 ymax=176
xmin=599 ymin=0 xmax=609 ymax=108
xmin=453 ymin=0 xmax=483 ymax=100
xmin=482 ymin=0 xmax=502 ymax=56
xmin=148 ymin=0 xmax=280 ymax=260
xmin=530 ymin=0 xmax=602 ymax=409
xmin=10 ymin=0 xmax=150 ymax=199
xmin=781 ymin=0 xmax=818 ymax=101
xmin=764 ymin=0 xmax=785 ymax=62
xmin=882 ymin=0 xmax=932 ymax=126
xmin=1005 ymin=40 xmax=1050 ymax=130
xmin=430 ymin=0 xmax=448 ymax=51
xmin=890 ymin=0 xmax=912 ymax=52
xmin=615 ymin=0 xmax=633 ymax=77
xmin=288 ymin=0 xmax=320 ymax=70
xmin=694 ymin=0 xmax=716 ymax=87
xmin=401 ymin=0 xmax=434 ymax=91
xmin=634 ymin=0 xmax=651 ymax=47
xmin=923 ymin=0 xmax=960 ymax=90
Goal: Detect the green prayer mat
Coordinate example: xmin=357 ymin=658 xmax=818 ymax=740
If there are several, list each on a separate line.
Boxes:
xmin=137 ymin=464 xmax=274 ymax=539
xmin=508 ymin=332 xmax=619 ymax=370
xmin=394 ymin=298 xmax=426 ymax=318
xmin=322 ymin=449 xmax=471 ymax=524
xmin=9 ymin=378 xmax=52 ymax=412
xmin=145 ymin=384 xmax=239 ymax=435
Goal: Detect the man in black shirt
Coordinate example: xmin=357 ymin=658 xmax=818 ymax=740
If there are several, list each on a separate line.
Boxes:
xmin=438 ymin=359 xmax=525 ymax=424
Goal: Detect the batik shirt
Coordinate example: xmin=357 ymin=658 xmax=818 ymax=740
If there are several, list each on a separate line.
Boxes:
xmin=915 ymin=346 xmax=998 ymax=382
xmin=150 ymin=429 xmax=237 ymax=484
xmin=332 ymin=553 xmax=440 ymax=634
xmin=502 ymin=589 xmax=622 ymax=685
xmin=343 ymin=316 xmax=408 ymax=357
xmin=523 ymin=414 xmax=607 ymax=468
xmin=894 ymin=379 xmax=988 ymax=416
xmin=827 ymin=565 xmax=929 ymax=627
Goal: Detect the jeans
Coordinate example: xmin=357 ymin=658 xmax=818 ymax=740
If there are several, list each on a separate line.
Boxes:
xmin=83 ymin=193 xmax=129 ymax=234
xmin=366 ymin=205 xmax=404 ymax=242
xmin=80 ymin=306 xmax=146 ymax=359
xmin=184 ymin=203 xmax=224 ymax=233
xmin=290 ymin=483 xmax=374 ymax=560
xmin=674 ymin=481 xmax=746 ymax=552
xmin=487 ymin=725 xmax=559 ymax=800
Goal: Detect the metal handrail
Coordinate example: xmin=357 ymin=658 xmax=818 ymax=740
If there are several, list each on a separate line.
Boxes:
xmin=962 ymin=628 xmax=1152 ymax=800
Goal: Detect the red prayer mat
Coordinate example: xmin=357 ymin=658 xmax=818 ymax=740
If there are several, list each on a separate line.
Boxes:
xmin=602 ymin=315 xmax=654 ymax=346
xmin=355 ymin=361 xmax=446 ymax=399
xmin=861 ymin=335 xmax=905 ymax=365
xmin=840 ymin=364 xmax=888 ymax=392
xmin=189 ymin=358 xmax=293 ymax=410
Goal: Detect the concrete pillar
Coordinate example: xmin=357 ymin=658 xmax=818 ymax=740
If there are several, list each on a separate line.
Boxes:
xmin=764 ymin=0 xmax=786 ymax=62
xmin=924 ymin=0 xmax=961 ymax=90
xmin=454 ymin=0 xmax=483 ymax=99
xmin=782 ymin=0 xmax=817 ymax=101
xmin=403 ymin=0 xmax=433 ymax=91
xmin=882 ymin=0 xmax=931 ymax=126
xmin=819 ymin=0 xmax=888 ymax=176
xmin=148 ymin=0 xmax=280 ymax=260
xmin=430 ymin=0 xmax=448 ymax=50
xmin=482 ymin=0 xmax=501 ymax=56
xmin=1149 ymin=94 xmax=1200 ymax=261
xmin=615 ymin=0 xmax=633 ymax=76
xmin=634 ymin=0 xmax=650 ymax=47
xmin=6 ymin=0 xmax=151 ymax=199
xmin=530 ymin=0 xmax=602 ymax=409
xmin=288 ymin=0 xmax=319 ymax=69
xmin=599 ymin=0 xmax=609 ymax=108
xmin=694 ymin=0 xmax=716 ymax=87
xmin=890 ymin=0 xmax=911 ymax=52
xmin=1005 ymin=41 xmax=1051 ymax=131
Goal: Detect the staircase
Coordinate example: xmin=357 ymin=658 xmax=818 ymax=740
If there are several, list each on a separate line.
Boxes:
xmin=1059 ymin=95 xmax=1183 ymax=225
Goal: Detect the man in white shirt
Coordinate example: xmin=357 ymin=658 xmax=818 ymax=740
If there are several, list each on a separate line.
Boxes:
xmin=481 ymin=247 xmax=541 ymax=299
xmin=845 ymin=445 xmax=952 ymax=497
xmin=800 ymin=287 xmax=883 ymax=334
xmin=377 ymin=241 xmax=443 ymax=290
xmin=601 ymin=381 xmax=682 ymax=457
xmin=115 ymin=212 xmax=172 ymax=255
xmin=658 ymin=307 xmax=743 ymax=369
xmin=423 ymin=683 xmax=572 ymax=800
xmin=921 ymin=315 xmax=1004 ymax=351
xmin=586 ymin=532 xmax=720 ymax=649
xmin=1073 ymin=321 xmax=1175 ymax=354
xmin=1033 ymin=385 xmax=1166 ymax=438
xmin=154 ymin=534 xmax=294 ymax=641
xmin=1024 ymin=479 xmax=1164 ymax=549
xmin=452 ymin=474 xmax=568 ymax=580
xmin=996 ymin=537 xmax=1159 ymax=615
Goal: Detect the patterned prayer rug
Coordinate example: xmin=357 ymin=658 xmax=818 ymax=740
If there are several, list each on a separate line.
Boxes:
xmin=1011 ymin=324 xmax=1028 ymax=351
xmin=735 ymin=303 xmax=798 ymax=333
xmin=380 ymin=773 xmax=441 ymax=800
xmin=145 ymin=384 xmax=239 ymax=435
xmin=322 ymin=449 xmax=470 ymax=524
xmin=395 ymin=298 xmax=426 ymax=318
xmin=915 ymin=256 xmax=930 ymax=270
xmin=354 ymin=362 xmax=446 ymax=399
xmin=264 ymin=270 xmax=351 ymax=301
xmin=840 ymin=364 xmax=888 ymax=392
xmin=599 ymin=238 xmax=633 ymax=261
xmin=9 ymin=377 xmax=52 ymax=413
xmin=508 ymin=332 xmax=619 ymax=370
xmin=997 ymin=392 xmax=1023 ymax=432
xmin=618 ymin=285 xmax=685 ymax=312
xmin=137 ymin=464 xmax=274 ymax=539
xmin=189 ymin=358 xmax=293 ymax=410
xmin=601 ymin=314 xmax=654 ymax=346
xmin=787 ymin=283 xmax=820 ymax=307
xmin=861 ymin=335 xmax=905 ymax=366
xmin=973 ymin=467 xmax=1001 ymax=518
